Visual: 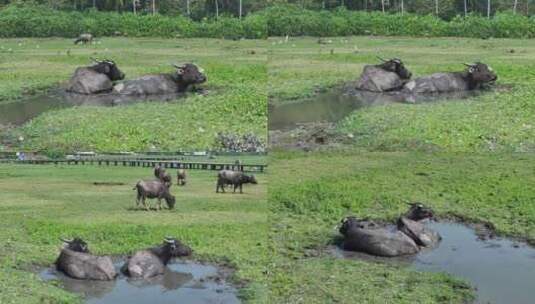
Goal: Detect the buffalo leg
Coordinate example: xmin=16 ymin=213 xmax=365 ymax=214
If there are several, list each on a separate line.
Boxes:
xmin=240 ymin=184 xmax=243 ymax=194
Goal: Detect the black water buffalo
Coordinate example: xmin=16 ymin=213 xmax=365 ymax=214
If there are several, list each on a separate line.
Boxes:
xmin=339 ymin=203 xmax=440 ymax=257
xmin=403 ymin=62 xmax=497 ymax=94
xmin=216 ymin=170 xmax=257 ymax=194
xmin=122 ymin=237 xmax=192 ymax=279
xmin=74 ymin=33 xmax=93 ymax=45
xmin=154 ymin=165 xmax=172 ymax=187
xmin=113 ymin=63 xmax=206 ymax=95
xmin=356 ymin=57 xmax=412 ymax=92
xmin=176 ymin=169 xmax=187 ymax=186
xmin=133 ymin=180 xmax=176 ymax=210
xmin=56 ymin=238 xmax=117 ymax=280
xmin=66 ymin=58 xmax=125 ymax=94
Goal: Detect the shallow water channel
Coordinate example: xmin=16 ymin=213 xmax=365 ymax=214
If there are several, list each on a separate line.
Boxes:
xmin=333 ymin=222 xmax=535 ymax=304
xmin=269 ymin=87 xmax=484 ymax=131
xmin=40 ymin=260 xmax=240 ymax=304
xmin=0 ymin=90 xmax=187 ymax=126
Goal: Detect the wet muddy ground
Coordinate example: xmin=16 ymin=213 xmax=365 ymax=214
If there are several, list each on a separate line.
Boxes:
xmin=269 ymin=85 xmax=492 ymax=150
xmin=0 ymin=89 xmax=198 ymax=127
xmin=39 ymin=260 xmax=240 ymax=304
xmin=331 ymin=222 xmax=535 ymax=304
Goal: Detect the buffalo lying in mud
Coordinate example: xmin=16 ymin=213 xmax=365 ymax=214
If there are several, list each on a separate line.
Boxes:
xmin=339 ymin=203 xmax=440 ymax=257
xmin=66 ymin=58 xmax=125 ymax=94
xmin=122 ymin=237 xmax=192 ymax=279
xmin=216 ymin=170 xmax=257 ymax=194
xmin=74 ymin=33 xmax=93 ymax=45
xmin=176 ymin=169 xmax=187 ymax=186
xmin=56 ymin=238 xmax=117 ymax=280
xmin=403 ymin=62 xmax=497 ymax=94
xmin=356 ymin=57 xmax=412 ymax=92
xmin=113 ymin=63 xmax=206 ymax=95
xmin=133 ymin=180 xmax=176 ymax=210
xmin=154 ymin=165 xmax=172 ymax=187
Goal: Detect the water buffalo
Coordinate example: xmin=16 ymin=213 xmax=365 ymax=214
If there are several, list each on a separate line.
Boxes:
xmin=154 ymin=165 xmax=172 ymax=187
xmin=216 ymin=170 xmax=257 ymax=194
xmin=122 ymin=237 xmax=192 ymax=279
xmin=56 ymin=238 xmax=117 ymax=280
xmin=356 ymin=57 xmax=412 ymax=92
xmin=403 ymin=62 xmax=497 ymax=94
xmin=339 ymin=203 xmax=440 ymax=257
xmin=74 ymin=33 xmax=93 ymax=45
xmin=66 ymin=58 xmax=125 ymax=94
xmin=113 ymin=63 xmax=206 ymax=95
xmin=133 ymin=180 xmax=176 ymax=210
xmin=176 ymin=169 xmax=186 ymax=186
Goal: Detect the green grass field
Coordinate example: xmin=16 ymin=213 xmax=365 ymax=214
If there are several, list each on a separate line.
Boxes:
xmin=0 ymin=163 xmax=267 ymax=303
xmin=268 ymin=36 xmax=535 ymax=152
xmin=0 ymin=38 xmax=267 ymax=152
xmin=268 ymin=151 xmax=535 ymax=303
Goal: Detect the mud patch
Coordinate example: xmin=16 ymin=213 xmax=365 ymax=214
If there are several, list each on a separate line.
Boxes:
xmin=332 ymin=221 xmax=535 ymax=304
xmin=39 ymin=260 xmax=240 ymax=304
xmin=0 ymin=88 xmax=207 ymax=127
xmin=269 ymin=122 xmax=354 ymax=151
xmin=92 ymin=182 xmax=126 ymax=186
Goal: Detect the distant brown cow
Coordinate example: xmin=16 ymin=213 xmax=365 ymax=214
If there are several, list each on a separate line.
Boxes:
xmin=216 ymin=170 xmax=257 ymax=194
xmin=176 ymin=169 xmax=187 ymax=186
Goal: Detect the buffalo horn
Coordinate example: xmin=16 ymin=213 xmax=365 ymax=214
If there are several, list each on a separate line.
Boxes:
xmin=59 ymin=237 xmax=73 ymax=243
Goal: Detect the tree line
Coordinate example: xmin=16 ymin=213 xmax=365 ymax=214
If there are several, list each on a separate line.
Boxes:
xmin=0 ymin=0 xmax=532 ymax=19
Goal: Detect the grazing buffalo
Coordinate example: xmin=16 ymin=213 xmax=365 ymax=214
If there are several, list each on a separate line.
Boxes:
xmin=66 ymin=58 xmax=125 ymax=94
xmin=216 ymin=170 xmax=257 ymax=194
xmin=74 ymin=33 xmax=93 ymax=45
xmin=133 ymin=180 xmax=176 ymax=210
xmin=339 ymin=203 xmax=440 ymax=257
xmin=122 ymin=237 xmax=192 ymax=279
xmin=113 ymin=63 xmax=206 ymax=95
xmin=403 ymin=62 xmax=497 ymax=94
xmin=356 ymin=57 xmax=412 ymax=92
xmin=154 ymin=165 xmax=172 ymax=187
xmin=176 ymin=169 xmax=187 ymax=186
xmin=56 ymin=238 xmax=117 ymax=280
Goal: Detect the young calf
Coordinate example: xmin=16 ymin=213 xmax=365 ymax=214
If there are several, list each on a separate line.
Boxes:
xmin=356 ymin=57 xmax=412 ymax=92
xmin=66 ymin=58 xmax=125 ymax=94
xmin=216 ymin=170 xmax=257 ymax=194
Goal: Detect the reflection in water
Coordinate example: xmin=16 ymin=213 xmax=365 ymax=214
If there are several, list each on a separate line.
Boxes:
xmin=269 ymin=87 xmax=484 ymax=131
xmin=333 ymin=222 xmax=535 ymax=304
xmin=40 ymin=261 xmax=240 ymax=304
xmin=0 ymin=90 xmax=187 ymax=126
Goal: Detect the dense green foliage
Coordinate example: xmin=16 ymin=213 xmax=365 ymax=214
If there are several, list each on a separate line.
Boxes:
xmin=3 ymin=3 xmax=535 ymax=39
xmin=265 ymin=5 xmax=535 ymax=38
xmin=0 ymin=164 xmax=267 ymax=303
xmin=0 ymin=3 xmax=267 ymax=39
xmin=268 ymin=151 xmax=535 ymax=303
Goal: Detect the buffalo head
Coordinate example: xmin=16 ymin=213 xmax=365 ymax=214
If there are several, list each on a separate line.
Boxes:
xmin=405 ymin=203 xmax=434 ymax=221
xmin=173 ymin=63 xmax=207 ymax=85
xmin=165 ymin=194 xmax=176 ymax=209
xmin=338 ymin=216 xmax=377 ymax=236
xmin=247 ymin=174 xmax=258 ymax=185
xmin=377 ymin=57 xmax=412 ymax=79
xmin=162 ymin=237 xmax=192 ymax=257
xmin=464 ymin=62 xmax=497 ymax=84
xmin=61 ymin=237 xmax=89 ymax=253
xmin=90 ymin=58 xmax=125 ymax=81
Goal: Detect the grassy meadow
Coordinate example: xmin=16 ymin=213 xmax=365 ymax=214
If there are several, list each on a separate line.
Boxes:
xmin=268 ymin=151 xmax=535 ymax=303
xmin=0 ymin=163 xmax=267 ymax=303
xmin=268 ymin=36 xmax=535 ymax=152
xmin=0 ymin=38 xmax=267 ymax=152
